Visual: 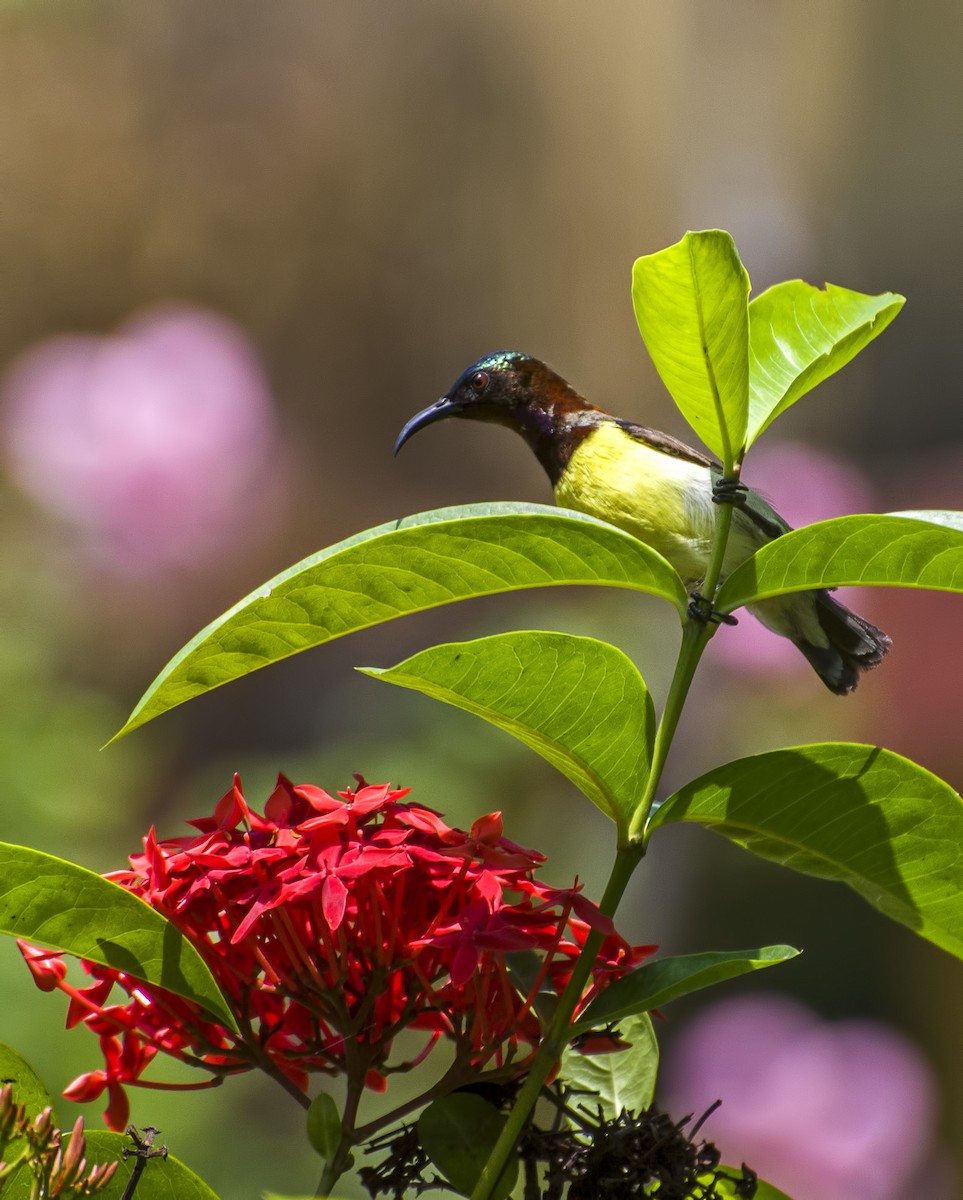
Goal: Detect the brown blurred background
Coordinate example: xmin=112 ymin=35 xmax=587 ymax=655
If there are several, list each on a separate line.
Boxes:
xmin=0 ymin=2 xmax=960 ymax=1197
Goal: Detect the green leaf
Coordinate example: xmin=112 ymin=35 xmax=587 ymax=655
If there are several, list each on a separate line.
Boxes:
xmin=114 ymin=503 xmax=686 ymax=740
xmin=0 ymin=844 xmax=236 ymax=1030
xmin=0 ymin=1043 xmax=55 ymax=1174
xmin=0 ymin=1043 xmax=54 ymax=1122
xmin=361 ymin=632 xmax=655 ymax=836
xmin=417 ymin=1094 xmax=517 ymax=1200
xmin=747 ymin=281 xmax=904 ymax=445
xmin=574 ymin=946 xmax=799 ymax=1033
xmin=648 ymin=744 xmax=963 ymax=959
xmin=717 ymin=512 xmax=963 ymax=612
xmin=559 ymin=1012 xmax=659 ymax=1119
xmin=306 ymin=1092 xmax=341 ymax=1163
xmin=1 ymin=1130 xmax=221 ymax=1199
xmin=632 ymin=230 xmax=750 ymax=463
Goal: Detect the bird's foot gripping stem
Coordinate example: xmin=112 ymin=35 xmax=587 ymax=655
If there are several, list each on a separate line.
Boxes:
xmin=688 ymin=592 xmax=739 ymax=626
xmin=712 ymin=476 xmax=748 ymax=507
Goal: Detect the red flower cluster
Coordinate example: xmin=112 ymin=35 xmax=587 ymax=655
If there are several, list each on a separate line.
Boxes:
xmin=20 ymin=776 xmax=653 ymax=1130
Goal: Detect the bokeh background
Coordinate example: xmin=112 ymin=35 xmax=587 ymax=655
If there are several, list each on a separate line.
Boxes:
xmin=1 ymin=2 xmax=960 ymax=1197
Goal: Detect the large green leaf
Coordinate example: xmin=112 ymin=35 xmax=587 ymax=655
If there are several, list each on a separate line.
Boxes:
xmin=717 ymin=512 xmax=963 ymax=612
xmin=648 ymin=744 xmax=963 ymax=959
xmin=0 ymin=844 xmax=236 ymax=1029
xmin=114 ymin=503 xmax=685 ymax=740
xmin=361 ymin=632 xmax=654 ymax=836
xmin=574 ymin=946 xmax=799 ymax=1034
xmin=559 ymin=1012 xmax=659 ymax=1119
xmin=747 ymin=281 xmax=904 ymax=445
xmin=632 ymin=230 xmax=750 ymax=463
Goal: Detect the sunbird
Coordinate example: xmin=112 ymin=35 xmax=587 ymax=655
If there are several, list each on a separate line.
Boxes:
xmin=394 ymin=351 xmax=891 ymax=694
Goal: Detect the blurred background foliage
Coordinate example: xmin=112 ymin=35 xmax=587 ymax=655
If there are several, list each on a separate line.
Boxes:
xmin=0 ymin=2 xmax=959 ymax=1197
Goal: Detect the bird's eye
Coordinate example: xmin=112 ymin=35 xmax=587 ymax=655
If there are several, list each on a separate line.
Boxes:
xmin=470 ymin=371 xmax=490 ymax=393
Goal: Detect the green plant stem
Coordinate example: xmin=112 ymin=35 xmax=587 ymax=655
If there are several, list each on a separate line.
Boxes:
xmin=626 ymin=618 xmax=712 ymax=842
xmin=704 ymin=489 xmax=736 ymax=599
xmin=468 ymin=841 xmax=644 ymax=1200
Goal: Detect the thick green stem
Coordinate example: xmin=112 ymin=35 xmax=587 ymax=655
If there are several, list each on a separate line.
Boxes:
xmin=468 ymin=842 xmax=644 ymax=1200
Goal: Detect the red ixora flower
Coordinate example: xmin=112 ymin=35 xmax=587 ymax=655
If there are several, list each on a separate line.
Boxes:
xmin=19 ymin=775 xmax=654 ymax=1130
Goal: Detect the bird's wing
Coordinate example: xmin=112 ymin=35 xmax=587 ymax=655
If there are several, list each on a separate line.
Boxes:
xmin=613 ymin=419 xmax=716 ymax=467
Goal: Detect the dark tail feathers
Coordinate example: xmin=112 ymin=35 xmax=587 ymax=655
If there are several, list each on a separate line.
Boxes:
xmin=795 ymin=591 xmax=892 ymax=696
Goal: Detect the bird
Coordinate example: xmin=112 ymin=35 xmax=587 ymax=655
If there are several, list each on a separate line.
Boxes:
xmin=394 ymin=351 xmax=891 ymax=695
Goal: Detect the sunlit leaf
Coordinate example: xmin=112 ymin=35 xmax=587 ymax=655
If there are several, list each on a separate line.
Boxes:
xmin=632 ymin=229 xmax=750 ymax=462
xmin=747 ymin=281 xmax=904 ymax=445
xmin=114 ymin=503 xmax=686 ymax=740
xmin=361 ymin=632 xmax=654 ymax=837
xmin=574 ymin=946 xmax=799 ymax=1033
xmin=648 ymin=744 xmax=963 ymax=959
xmin=0 ymin=844 xmax=236 ymax=1028
xmin=559 ymin=1012 xmax=659 ymax=1119
xmin=717 ymin=512 xmax=963 ymax=612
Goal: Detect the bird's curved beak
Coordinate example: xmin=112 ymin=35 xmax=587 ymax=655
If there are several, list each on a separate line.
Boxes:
xmin=393 ymin=395 xmax=464 ymax=456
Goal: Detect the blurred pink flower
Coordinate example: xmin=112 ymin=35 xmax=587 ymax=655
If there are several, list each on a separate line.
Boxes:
xmin=660 ymin=993 xmax=950 ymax=1200
xmin=711 ymin=441 xmax=879 ymax=679
xmin=1 ymin=306 xmax=281 ymax=574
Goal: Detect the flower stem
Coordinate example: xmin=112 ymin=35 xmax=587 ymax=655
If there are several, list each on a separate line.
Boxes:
xmin=626 ymin=618 xmax=711 ymax=842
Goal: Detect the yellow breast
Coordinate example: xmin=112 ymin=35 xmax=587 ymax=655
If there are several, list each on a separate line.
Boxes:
xmin=552 ymin=422 xmax=720 ymax=583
